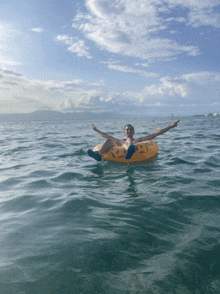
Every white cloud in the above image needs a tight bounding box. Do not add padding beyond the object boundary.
[49,79,101,93]
[0,56,21,67]
[182,71,220,85]
[107,64,160,78]
[169,30,177,34]
[141,71,220,100]
[2,69,23,77]
[0,69,104,113]
[59,98,76,110]
[135,63,149,68]
[165,17,186,23]
[68,40,92,58]
[31,27,44,33]
[189,9,220,28]
[154,101,166,106]
[70,0,220,60]
[0,68,220,115]
[55,35,92,58]
[56,72,220,111]
[180,103,196,107]
[58,71,220,113]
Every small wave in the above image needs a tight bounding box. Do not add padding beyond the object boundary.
[58,152,76,158]
[0,164,26,172]
[43,143,62,148]
[205,156,220,168]
[205,161,220,168]
[27,179,51,189]
[6,146,33,154]
[36,136,48,141]
[73,149,87,156]
[29,170,56,178]
[207,179,220,188]
[193,167,212,173]
[174,135,191,140]
[60,198,95,214]
[194,133,207,138]
[156,175,195,186]
[70,142,86,146]
[0,177,22,190]
[193,147,203,152]
[211,134,220,140]
[58,149,87,158]
[206,144,219,149]
[167,157,196,165]
[38,198,62,210]
[1,195,37,213]
[51,172,83,182]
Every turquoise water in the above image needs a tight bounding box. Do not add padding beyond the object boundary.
[0,116,220,294]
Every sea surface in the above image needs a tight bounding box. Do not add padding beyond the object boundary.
[0,116,220,294]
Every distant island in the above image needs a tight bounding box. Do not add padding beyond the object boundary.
[0,110,130,122]
[205,113,220,116]
[194,113,220,117]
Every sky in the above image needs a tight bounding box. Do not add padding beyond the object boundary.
[0,0,220,117]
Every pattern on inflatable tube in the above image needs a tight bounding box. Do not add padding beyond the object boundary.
[93,140,159,163]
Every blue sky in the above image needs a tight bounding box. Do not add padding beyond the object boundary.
[0,0,220,116]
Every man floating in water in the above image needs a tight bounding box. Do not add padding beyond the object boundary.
[87,120,180,161]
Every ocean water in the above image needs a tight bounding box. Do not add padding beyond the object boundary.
[0,116,220,294]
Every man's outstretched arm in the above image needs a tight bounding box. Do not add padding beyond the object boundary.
[136,120,180,142]
[91,124,123,145]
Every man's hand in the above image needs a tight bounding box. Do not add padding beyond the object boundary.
[171,120,180,128]
[91,124,113,140]
[92,124,98,132]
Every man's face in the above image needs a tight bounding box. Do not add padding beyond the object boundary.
[124,126,134,138]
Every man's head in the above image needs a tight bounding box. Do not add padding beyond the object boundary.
[124,124,135,138]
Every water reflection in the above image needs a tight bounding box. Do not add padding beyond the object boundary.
[90,155,159,199]
[106,153,158,167]
[125,167,138,197]
[90,164,104,177]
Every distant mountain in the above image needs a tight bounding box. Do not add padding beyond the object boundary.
[0,110,129,122]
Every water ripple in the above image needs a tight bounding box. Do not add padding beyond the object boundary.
[0,117,220,294]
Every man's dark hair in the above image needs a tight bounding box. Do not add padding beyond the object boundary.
[124,124,134,131]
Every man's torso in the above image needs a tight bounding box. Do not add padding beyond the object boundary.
[121,138,136,150]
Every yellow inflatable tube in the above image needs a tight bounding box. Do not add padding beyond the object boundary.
[93,140,159,163]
